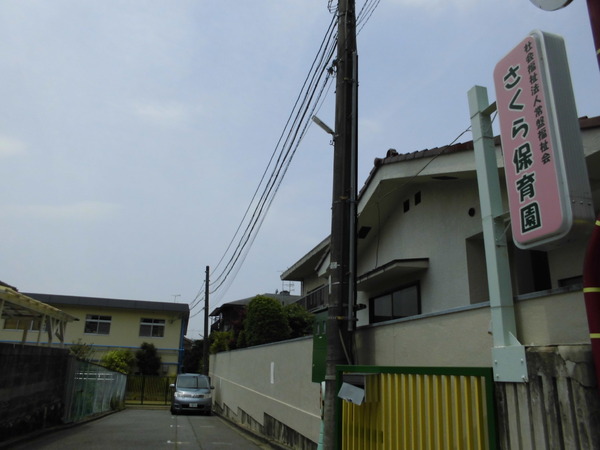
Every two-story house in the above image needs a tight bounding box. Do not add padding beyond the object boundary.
[0,290,190,376]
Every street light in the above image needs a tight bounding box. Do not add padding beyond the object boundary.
[312,115,336,137]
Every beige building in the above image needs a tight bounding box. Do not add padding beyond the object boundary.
[284,116,600,363]
[0,291,189,376]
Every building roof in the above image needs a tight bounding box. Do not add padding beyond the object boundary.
[281,115,600,283]
[361,115,600,198]
[0,287,78,323]
[281,237,330,281]
[23,292,190,317]
[209,291,301,316]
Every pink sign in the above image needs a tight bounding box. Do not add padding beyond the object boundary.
[494,33,567,248]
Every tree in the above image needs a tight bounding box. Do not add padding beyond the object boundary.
[69,338,95,361]
[210,331,234,354]
[244,295,291,346]
[183,339,205,373]
[100,349,135,374]
[135,342,162,375]
[284,303,315,338]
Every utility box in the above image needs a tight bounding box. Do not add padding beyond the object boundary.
[312,311,328,383]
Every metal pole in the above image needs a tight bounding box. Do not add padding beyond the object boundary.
[203,266,210,376]
[468,85,528,383]
[324,0,357,448]
[347,51,358,333]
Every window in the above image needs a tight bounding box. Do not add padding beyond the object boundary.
[139,318,165,337]
[370,284,420,324]
[513,247,551,294]
[84,315,111,335]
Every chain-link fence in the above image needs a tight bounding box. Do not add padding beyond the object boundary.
[63,359,127,423]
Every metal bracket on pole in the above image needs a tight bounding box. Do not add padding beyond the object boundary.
[468,85,528,383]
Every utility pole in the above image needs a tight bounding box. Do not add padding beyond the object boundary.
[323,0,357,448]
[203,266,210,376]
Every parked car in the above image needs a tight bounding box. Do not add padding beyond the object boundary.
[170,373,214,415]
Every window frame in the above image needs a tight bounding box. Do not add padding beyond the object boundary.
[369,282,421,324]
[84,314,112,335]
[139,318,166,338]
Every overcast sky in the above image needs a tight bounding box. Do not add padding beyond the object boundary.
[1,1,598,339]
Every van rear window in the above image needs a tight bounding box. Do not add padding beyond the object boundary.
[178,375,209,389]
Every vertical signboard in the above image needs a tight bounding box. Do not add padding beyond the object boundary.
[494,30,593,249]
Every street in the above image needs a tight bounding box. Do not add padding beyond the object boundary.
[8,408,271,450]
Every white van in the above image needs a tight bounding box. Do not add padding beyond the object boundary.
[170,373,213,415]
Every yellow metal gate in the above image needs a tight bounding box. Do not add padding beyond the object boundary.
[337,366,496,450]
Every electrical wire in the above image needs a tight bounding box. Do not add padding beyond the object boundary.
[189,14,338,312]
[190,1,382,314]
[209,38,338,307]
[357,0,381,34]
[208,18,337,292]
[210,16,337,279]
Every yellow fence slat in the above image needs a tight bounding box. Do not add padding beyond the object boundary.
[341,370,493,450]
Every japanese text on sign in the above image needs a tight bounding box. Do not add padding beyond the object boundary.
[494,33,564,247]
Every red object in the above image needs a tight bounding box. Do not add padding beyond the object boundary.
[583,217,600,390]
[588,0,600,71]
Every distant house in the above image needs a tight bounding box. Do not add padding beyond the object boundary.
[209,291,300,333]
[0,291,189,376]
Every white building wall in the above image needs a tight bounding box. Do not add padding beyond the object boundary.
[356,179,490,320]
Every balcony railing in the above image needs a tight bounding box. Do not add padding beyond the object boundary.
[295,285,328,312]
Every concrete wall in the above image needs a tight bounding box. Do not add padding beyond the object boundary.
[210,298,598,449]
[0,344,69,443]
[353,289,590,369]
[517,289,590,346]
[355,303,493,367]
[496,345,600,449]
[210,337,321,449]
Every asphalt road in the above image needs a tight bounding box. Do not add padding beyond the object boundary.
[9,408,272,450]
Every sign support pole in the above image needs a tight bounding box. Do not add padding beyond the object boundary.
[468,85,528,383]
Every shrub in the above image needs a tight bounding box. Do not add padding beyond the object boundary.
[210,331,234,353]
[100,349,135,374]
[135,342,162,375]
[69,338,95,361]
[284,303,315,338]
[244,295,291,346]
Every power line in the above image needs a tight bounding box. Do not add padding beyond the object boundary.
[357,0,381,33]
[210,17,337,287]
[201,16,338,308]
[190,3,381,314]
